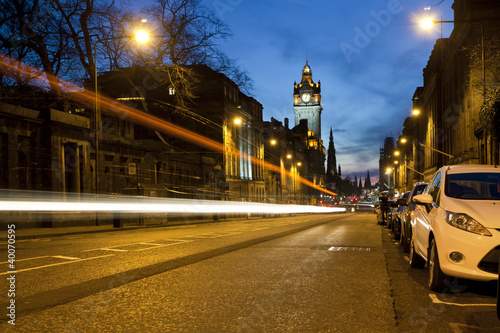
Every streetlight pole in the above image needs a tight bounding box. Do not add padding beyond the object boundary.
[385,168,392,198]
[419,143,454,159]
[93,31,150,196]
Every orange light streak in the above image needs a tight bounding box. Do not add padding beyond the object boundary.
[0,54,337,196]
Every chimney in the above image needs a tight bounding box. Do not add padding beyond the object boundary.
[285,118,289,129]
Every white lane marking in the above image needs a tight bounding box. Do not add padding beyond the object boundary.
[135,244,168,251]
[138,242,166,246]
[82,241,142,252]
[449,323,483,331]
[52,255,81,260]
[0,254,115,275]
[161,239,193,243]
[99,248,128,252]
[0,255,51,264]
[429,294,495,307]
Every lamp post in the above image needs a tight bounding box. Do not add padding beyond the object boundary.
[93,30,150,195]
[385,167,393,198]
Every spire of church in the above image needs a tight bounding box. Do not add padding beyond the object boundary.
[326,127,338,185]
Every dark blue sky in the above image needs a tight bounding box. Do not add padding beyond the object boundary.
[208,0,454,183]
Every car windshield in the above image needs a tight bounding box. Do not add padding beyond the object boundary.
[446,172,500,200]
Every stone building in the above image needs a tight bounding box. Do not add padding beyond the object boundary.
[0,64,267,226]
[97,65,266,202]
[395,0,500,189]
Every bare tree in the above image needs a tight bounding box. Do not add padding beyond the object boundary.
[133,0,252,93]
[0,0,68,95]
[0,0,127,94]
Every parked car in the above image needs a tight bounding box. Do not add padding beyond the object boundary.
[392,191,410,240]
[399,182,428,252]
[410,165,500,292]
[385,200,398,229]
[377,200,395,225]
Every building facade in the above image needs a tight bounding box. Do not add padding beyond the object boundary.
[97,65,266,202]
[392,0,500,191]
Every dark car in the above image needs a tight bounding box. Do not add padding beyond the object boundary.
[399,182,428,252]
[378,199,395,226]
[391,191,410,240]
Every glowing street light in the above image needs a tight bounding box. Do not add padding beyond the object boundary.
[134,29,150,44]
[420,18,434,30]
[412,109,420,116]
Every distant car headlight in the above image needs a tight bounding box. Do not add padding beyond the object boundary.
[446,212,492,236]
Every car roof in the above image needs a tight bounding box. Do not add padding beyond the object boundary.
[443,164,500,174]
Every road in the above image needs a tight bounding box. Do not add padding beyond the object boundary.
[1,212,499,332]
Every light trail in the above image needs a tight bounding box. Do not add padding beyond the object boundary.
[0,191,346,214]
[0,54,337,197]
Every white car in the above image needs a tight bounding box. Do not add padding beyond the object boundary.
[410,165,500,291]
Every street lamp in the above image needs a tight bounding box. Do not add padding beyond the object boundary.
[385,167,393,197]
[93,31,151,195]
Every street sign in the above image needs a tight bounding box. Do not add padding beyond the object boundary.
[128,163,137,175]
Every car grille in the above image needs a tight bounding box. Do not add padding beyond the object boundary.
[478,246,500,274]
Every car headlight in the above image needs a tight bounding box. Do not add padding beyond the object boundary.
[446,212,492,236]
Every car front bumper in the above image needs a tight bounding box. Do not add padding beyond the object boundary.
[435,224,500,282]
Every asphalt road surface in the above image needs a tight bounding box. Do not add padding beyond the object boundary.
[1,212,499,332]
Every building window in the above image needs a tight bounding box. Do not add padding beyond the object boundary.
[169,87,175,95]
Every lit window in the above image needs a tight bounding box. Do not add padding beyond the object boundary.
[169,87,175,95]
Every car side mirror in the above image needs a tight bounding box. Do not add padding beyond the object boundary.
[396,198,407,206]
[412,194,432,204]
[413,194,433,213]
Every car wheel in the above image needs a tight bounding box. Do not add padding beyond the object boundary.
[402,228,410,253]
[428,238,450,292]
[409,235,425,268]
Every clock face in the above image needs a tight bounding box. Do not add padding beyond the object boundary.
[302,93,311,102]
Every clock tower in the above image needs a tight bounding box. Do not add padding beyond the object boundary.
[293,60,322,140]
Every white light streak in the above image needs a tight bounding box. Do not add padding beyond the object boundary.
[0,191,346,215]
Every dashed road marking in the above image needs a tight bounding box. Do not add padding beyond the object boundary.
[99,248,128,252]
[52,255,81,260]
[0,255,51,264]
[328,246,371,252]
[0,254,115,275]
[429,293,495,307]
